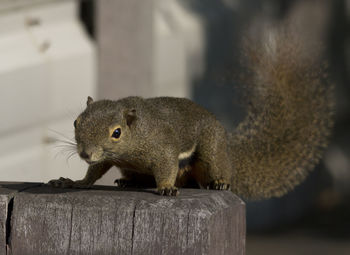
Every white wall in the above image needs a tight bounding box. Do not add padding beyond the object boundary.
[0,0,96,183]
[97,0,205,99]
[0,0,206,185]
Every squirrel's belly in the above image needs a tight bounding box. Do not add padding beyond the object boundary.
[178,145,196,160]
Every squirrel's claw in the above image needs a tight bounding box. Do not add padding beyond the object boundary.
[114,178,156,189]
[114,178,137,188]
[48,177,74,188]
[158,186,179,196]
[207,180,231,191]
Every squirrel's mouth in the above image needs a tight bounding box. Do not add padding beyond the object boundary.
[85,159,99,165]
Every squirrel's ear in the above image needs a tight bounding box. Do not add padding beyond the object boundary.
[87,96,94,106]
[125,109,136,126]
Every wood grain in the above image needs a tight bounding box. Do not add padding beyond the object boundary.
[0,182,42,255]
[0,184,245,255]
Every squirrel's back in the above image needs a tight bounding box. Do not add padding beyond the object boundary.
[229,27,334,199]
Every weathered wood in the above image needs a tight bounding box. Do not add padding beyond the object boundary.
[0,182,42,255]
[2,184,245,255]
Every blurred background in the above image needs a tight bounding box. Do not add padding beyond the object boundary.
[0,0,349,254]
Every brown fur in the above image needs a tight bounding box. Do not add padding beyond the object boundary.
[49,28,333,199]
[230,27,333,199]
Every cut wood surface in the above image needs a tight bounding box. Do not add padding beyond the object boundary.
[0,183,42,255]
[0,182,245,255]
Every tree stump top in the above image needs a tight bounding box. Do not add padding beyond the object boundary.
[0,182,245,255]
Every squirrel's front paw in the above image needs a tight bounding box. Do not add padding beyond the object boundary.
[207,180,231,190]
[48,177,91,189]
[157,186,179,196]
[48,177,74,188]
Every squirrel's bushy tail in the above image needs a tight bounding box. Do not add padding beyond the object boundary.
[230,26,334,200]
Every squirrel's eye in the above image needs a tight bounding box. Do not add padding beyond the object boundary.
[111,128,121,139]
[74,120,77,128]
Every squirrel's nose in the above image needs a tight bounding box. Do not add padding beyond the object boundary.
[79,151,90,160]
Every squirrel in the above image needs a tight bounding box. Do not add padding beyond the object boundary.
[49,26,333,199]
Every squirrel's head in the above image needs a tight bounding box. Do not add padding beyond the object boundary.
[74,96,137,165]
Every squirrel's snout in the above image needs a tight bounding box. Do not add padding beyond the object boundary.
[79,151,90,160]
[79,147,103,164]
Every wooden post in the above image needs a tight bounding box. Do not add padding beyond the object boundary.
[96,0,155,99]
[0,183,42,255]
[0,182,245,255]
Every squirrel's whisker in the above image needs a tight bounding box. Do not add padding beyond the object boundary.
[48,128,76,145]
[54,147,77,160]
[66,151,78,164]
